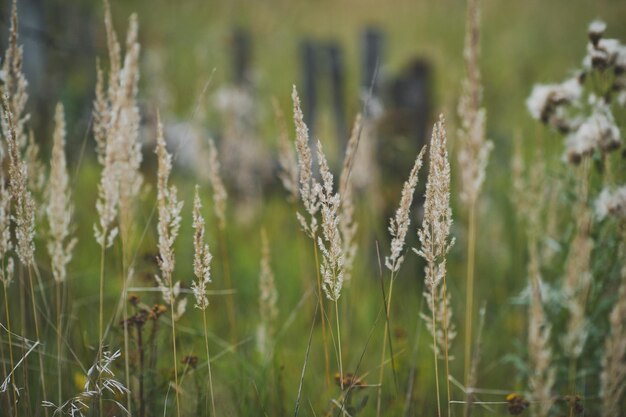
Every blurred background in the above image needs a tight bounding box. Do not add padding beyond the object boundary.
[2,1,626,415]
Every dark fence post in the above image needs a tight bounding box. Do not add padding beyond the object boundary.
[327,42,347,145]
[232,28,251,86]
[300,39,319,141]
[388,59,431,145]
[361,27,384,106]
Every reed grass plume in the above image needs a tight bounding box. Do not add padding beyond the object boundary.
[93,3,142,248]
[561,175,593,359]
[208,137,228,230]
[25,131,45,195]
[338,114,362,283]
[528,236,555,417]
[0,180,12,285]
[519,152,556,417]
[155,114,186,317]
[214,86,271,206]
[292,85,320,239]
[0,0,29,156]
[274,98,299,202]
[192,185,212,310]
[257,228,278,358]
[315,140,345,302]
[46,103,77,284]
[457,0,493,205]
[415,115,456,355]
[2,95,35,266]
[385,146,425,273]
[600,267,626,417]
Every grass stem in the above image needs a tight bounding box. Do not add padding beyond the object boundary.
[27,266,48,417]
[3,282,17,417]
[202,309,217,417]
[312,237,330,386]
[464,200,476,388]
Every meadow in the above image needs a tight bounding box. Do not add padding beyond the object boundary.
[0,0,625,416]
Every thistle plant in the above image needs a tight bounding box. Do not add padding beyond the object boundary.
[526,19,624,165]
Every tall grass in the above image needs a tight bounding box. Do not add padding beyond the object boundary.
[0,1,625,417]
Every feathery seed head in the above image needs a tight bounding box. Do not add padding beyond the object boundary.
[338,115,362,283]
[47,103,77,283]
[415,115,455,356]
[274,98,299,202]
[208,138,227,230]
[292,85,319,238]
[155,113,184,312]
[316,140,345,301]
[385,146,425,273]
[191,185,212,310]
[257,228,278,358]
[2,95,35,266]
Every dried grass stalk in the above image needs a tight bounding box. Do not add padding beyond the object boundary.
[274,98,299,202]
[191,186,212,310]
[46,103,77,283]
[457,0,493,205]
[257,228,278,358]
[154,114,185,314]
[292,86,319,239]
[416,115,456,356]
[208,138,228,230]
[600,267,626,417]
[386,146,426,273]
[338,114,362,283]
[93,4,142,249]
[1,95,35,266]
[414,114,455,417]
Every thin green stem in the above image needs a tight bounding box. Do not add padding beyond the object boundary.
[376,270,396,417]
[27,266,49,417]
[98,243,105,417]
[136,320,145,417]
[218,226,237,345]
[334,299,343,391]
[202,309,216,417]
[169,296,181,417]
[431,284,442,417]
[443,273,452,417]
[464,200,476,387]
[3,282,17,417]
[121,237,132,415]
[312,238,330,386]
[56,280,62,405]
